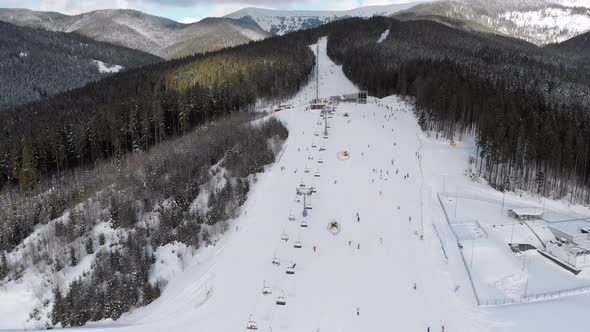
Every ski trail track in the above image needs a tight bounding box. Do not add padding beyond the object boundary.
[67,37,487,332]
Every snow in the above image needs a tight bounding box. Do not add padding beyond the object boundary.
[150,242,194,286]
[93,59,123,73]
[5,35,590,332]
[500,7,590,43]
[225,3,420,35]
[377,29,389,43]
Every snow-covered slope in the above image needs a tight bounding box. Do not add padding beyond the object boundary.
[394,0,590,45]
[0,9,270,59]
[4,34,590,332]
[225,3,421,35]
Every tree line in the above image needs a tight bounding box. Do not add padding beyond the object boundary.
[0,31,314,192]
[1,114,288,327]
[325,17,590,203]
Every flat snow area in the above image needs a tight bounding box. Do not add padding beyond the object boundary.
[4,36,590,332]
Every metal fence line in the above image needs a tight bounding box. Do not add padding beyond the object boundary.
[437,192,481,305]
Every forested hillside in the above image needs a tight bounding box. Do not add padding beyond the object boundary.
[0,113,288,328]
[0,34,314,313]
[0,21,161,110]
[0,32,313,194]
[323,17,590,203]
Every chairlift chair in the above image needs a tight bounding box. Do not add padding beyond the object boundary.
[314,171,320,177]
[294,241,302,249]
[272,256,281,266]
[288,212,295,221]
[286,263,295,275]
[319,146,326,151]
[262,281,272,295]
[301,220,308,228]
[304,166,310,173]
[314,131,319,137]
[246,316,258,330]
[311,141,317,148]
[317,157,324,164]
[281,233,289,241]
[276,291,287,305]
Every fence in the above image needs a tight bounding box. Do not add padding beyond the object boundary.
[437,192,481,305]
[437,192,590,307]
[479,284,590,306]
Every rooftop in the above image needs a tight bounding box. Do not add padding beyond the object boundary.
[549,220,590,237]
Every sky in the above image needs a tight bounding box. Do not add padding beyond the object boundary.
[1,0,590,23]
[0,0,429,22]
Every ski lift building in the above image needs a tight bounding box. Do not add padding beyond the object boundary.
[341,91,367,104]
[544,221,590,270]
[508,208,544,221]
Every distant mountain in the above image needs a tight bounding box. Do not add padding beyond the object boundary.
[0,20,160,110]
[393,0,590,45]
[0,9,270,59]
[548,30,590,64]
[224,3,421,35]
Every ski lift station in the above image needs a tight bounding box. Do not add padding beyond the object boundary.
[508,208,544,221]
[341,91,367,104]
[545,221,590,271]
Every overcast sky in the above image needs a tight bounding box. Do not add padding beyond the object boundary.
[1,0,590,23]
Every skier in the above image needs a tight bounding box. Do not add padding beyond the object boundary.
[313,245,317,252]
[356,212,360,222]
[357,243,360,250]
[349,240,352,246]
[356,307,360,316]
[427,327,430,332]
[442,325,445,332]
[409,216,412,222]
[413,282,417,290]
[380,237,383,244]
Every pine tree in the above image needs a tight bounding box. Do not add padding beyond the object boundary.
[51,287,66,326]
[18,143,38,192]
[69,247,78,267]
[418,111,427,131]
[0,251,7,280]
[85,238,94,255]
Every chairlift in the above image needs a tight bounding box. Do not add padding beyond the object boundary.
[281,232,289,241]
[301,220,308,228]
[246,315,258,330]
[262,281,272,295]
[276,291,287,305]
[272,256,281,266]
[294,241,302,249]
[286,262,296,275]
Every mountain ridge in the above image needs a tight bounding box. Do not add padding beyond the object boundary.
[0,8,270,58]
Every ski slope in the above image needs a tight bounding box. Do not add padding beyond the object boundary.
[52,36,477,332]
[7,36,590,332]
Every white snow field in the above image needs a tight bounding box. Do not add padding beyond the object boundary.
[4,37,590,332]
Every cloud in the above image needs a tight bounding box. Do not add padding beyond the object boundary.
[33,0,428,19]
